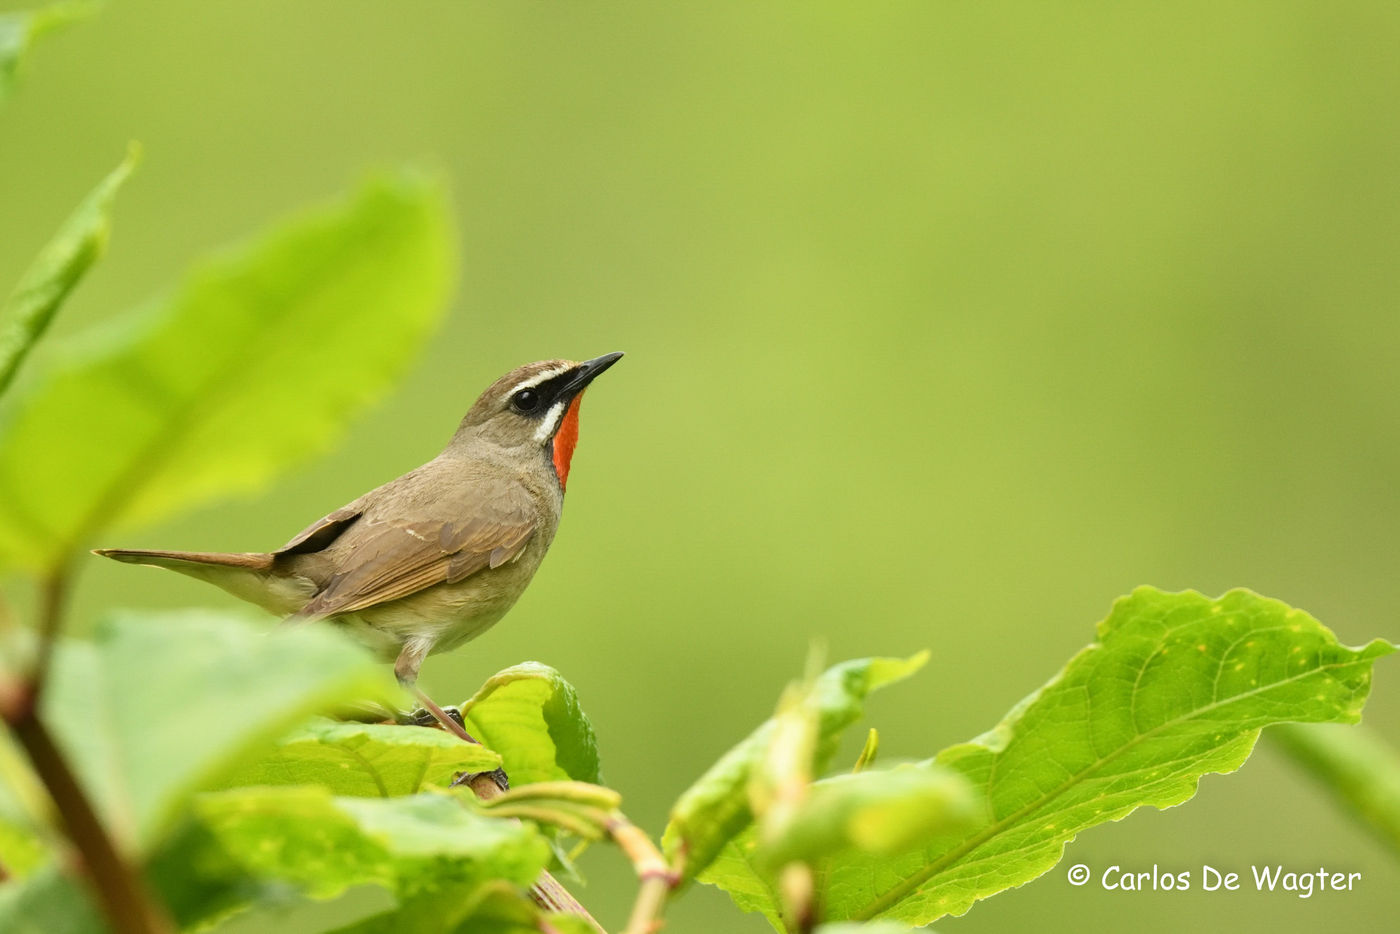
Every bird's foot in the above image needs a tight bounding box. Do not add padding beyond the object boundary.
[400,705,466,730]
[399,705,511,793]
[452,766,511,794]
[399,687,510,792]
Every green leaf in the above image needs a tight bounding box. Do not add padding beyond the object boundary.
[0,815,47,879]
[0,1,96,105]
[811,588,1393,925]
[0,789,555,934]
[194,786,550,901]
[1271,722,1400,856]
[697,766,979,931]
[190,884,396,934]
[459,662,602,787]
[663,653,927,882]
[219,718,501,797]
[759,765,980,870]
[42,609,385,846]
[0,171,455,571]
[0,730,51,856]
[328,879,545,934]
[813,925,911,934]
[0,145,137,397]
[0,827,246,934]
[0,863,103,934]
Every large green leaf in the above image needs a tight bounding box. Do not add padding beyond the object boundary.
[194,787,550,900]
[0,145,137,397]
[0,171,455,571]
[42,610,386,845]
[459,662,602,787]
[799,588,1393,926]
[663,653,927,882]
[219,718,501,797]
[0,788,554,934]
[0,1,94,105]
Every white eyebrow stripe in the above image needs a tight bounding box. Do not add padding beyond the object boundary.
[533,401,566,442]
[507,364,574,399]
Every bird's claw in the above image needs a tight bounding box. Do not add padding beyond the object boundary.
[399,705,465,729]
[452,766,510,793]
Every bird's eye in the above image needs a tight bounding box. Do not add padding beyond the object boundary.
[511,388,541,413]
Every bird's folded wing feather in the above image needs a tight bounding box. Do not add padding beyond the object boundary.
[277,501,366,555]
[291,482,536,619]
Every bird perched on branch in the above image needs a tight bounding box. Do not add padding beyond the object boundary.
[96,352,623,730]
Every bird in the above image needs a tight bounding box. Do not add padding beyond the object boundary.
[95,352,623,734]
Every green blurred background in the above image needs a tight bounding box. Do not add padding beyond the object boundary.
[2,1,1398,931]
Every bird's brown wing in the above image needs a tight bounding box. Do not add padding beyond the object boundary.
[290,481,536,620]
[277,502,365,555]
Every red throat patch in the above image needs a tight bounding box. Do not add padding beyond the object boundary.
[551,394,585,490]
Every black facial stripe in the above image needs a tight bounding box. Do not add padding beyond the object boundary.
[530,368,581,404]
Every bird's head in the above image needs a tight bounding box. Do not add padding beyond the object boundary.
[456,352,624,489]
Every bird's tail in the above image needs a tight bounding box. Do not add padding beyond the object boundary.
[92,548,300,615]
[94,548,273,571]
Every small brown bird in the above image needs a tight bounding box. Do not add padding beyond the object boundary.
[96,353,622,725]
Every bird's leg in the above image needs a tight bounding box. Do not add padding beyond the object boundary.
[393,640,472,739]
[408,684,474,743]
[408,687,511,793]
[395,643,509,791]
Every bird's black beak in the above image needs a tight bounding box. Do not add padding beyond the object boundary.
[559,351,624,397]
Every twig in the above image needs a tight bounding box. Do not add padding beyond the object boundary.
[529,867,606,931]
[1,563,173,934]
[440,732,606,933]
[608,814,679,934]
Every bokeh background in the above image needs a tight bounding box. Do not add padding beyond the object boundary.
[2,2,1398,931]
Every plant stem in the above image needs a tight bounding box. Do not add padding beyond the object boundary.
[451,745,606,932]
[609,814,678,934]
[1,563,174,934]
[7,713,172,933]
